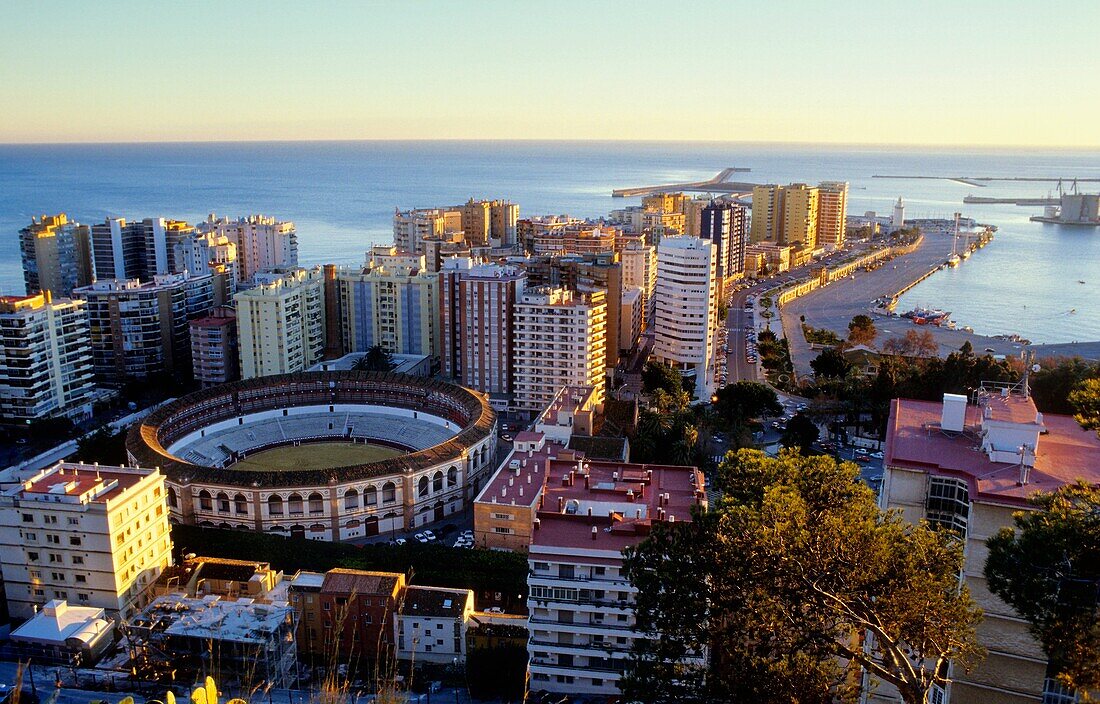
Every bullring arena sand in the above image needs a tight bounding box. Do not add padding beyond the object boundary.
[230,442,404,472]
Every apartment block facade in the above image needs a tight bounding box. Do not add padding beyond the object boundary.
[189,306,239,386]
[0,293,95,422]
[198,214,298,284]
[74,272,215,383]
[439,258,526,399]
[652,236,719,400]
[699,201,749,281]
[513,288,607,416]
[235,267,326,379]
[0,462,172,620]
[90,217,192,282]
[19,214,95,298]
[336,248,440,361]
[816,181,849,248]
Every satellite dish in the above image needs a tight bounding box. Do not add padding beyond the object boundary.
[1031,364,1041,372]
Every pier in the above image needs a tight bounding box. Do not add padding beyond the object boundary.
[612,167,754,197]
[963,196,1059,206]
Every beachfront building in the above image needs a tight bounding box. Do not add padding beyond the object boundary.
[817,181,849,248]
[198,214,298,284]
[0,293,95,422]
[513,287,607,417]
[74,272,215,383]
[394,585,476,664]
[618,237,656,328]
[393,207,459,253]
[652,236,719,400]
[172,230,238,291]
[90,217,194,283]
[0,462,172,620]
[18,214,95,298]
[336,246,440,361]
[751,183,827,253]
[235,266,326,379]
[439,258,526,402]
[189,306,238,386]
[876,387,1100,704]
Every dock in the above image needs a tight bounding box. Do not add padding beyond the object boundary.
[963,196,1059,206]
[612,167,754,197]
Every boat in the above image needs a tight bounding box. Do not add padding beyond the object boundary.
[904,307,951,326]
[947,254,961,267]
[1079,280,1086,284]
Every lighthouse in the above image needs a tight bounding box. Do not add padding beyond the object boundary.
[891,197,906,231]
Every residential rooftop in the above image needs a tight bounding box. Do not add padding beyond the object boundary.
[321,568,403,596]
[134,593,293,644]
[2,462,156,506]
[400,585,472,618]
[886,393,1100,506]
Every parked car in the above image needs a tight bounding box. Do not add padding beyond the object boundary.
[413,533,429,543]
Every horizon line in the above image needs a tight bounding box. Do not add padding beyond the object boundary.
[2,137,1099,151]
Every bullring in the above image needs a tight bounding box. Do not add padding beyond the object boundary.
[126,371,497,541]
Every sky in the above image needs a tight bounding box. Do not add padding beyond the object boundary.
[1,1,1098,146]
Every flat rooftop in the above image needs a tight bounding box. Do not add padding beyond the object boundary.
[136,594,293,644]
[886,397,1100,505]
[5,463,154,505]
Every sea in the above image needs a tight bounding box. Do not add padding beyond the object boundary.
[1,140,1098,344]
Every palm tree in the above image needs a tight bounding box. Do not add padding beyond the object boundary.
[353,345,394,372]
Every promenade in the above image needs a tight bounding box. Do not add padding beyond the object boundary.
[779,232,1100,379]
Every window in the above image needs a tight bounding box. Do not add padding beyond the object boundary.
[308,493,324,514]
[268,495,284,516]
[47,534,60,544]
[69,537,82,547]
[27,552,38,562]
[493,526,514,535]
[75,575,87,583]
[72,556,84,565]
[199,490,212,511]
[927,477,969,535]
[288,493,304,515]
[382,482,396,503]
[29,570,40,580]
[491,512,512,521]
[48,553,62,563]
[45,515,57,525]
[21,514,33,523]
[234,494,248,515]
[33,589,44,597]
[78,593,89,603]
[344,489,359,511]
[67,517,79,526]
[418,477,429,498]
[432,472,443,492]
[24,532,36,541]
[217,493,230,512]
[365,486,378,506]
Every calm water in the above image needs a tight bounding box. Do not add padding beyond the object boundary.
[1,141,1098,343]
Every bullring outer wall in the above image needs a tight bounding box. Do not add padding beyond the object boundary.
[126,371,497,541]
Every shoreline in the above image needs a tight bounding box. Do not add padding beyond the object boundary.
[777,232,1100,378]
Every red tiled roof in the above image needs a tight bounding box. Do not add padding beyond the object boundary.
[885,398,1100,506]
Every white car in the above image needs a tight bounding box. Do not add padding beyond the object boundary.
[423,529,437,541]
[393,537,407,546]
[413,533,429,543]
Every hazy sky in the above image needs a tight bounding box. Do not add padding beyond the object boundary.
[2,1,1098,145]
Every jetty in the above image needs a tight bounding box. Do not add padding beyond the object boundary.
[612,167,754,197]
[963,196,1059,206]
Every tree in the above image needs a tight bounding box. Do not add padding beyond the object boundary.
[848,314,877,345]
[76,427,128,465]
[811,348,852,380]
[623,450,984,704]
[1030,357,1100,415]
[985,482,1100,694]
[712,381,782,427]
[642,360,685,396]
[959,340,974,356]
[353,345,394,372]
[1068,377,1100,433]
[882,329,938,358]
[781,412,819,454]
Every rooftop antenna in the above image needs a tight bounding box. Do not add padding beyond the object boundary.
[1022,349,1039,399]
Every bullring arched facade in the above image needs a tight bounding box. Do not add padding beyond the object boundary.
[127,372,497,541]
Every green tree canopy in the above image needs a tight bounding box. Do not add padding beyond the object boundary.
[353,345,395,372]
[642,360,687,396]
[712,381,782,427]
[622,450,984,704]
[1069,377,1100,433]
[848,314,877,345]
[781,412,819,454]
[985,482,1100,694]
[811,348,852,380]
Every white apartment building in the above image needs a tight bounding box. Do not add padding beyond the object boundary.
[0,293,95,422]
[394,585,475,664]
[0,462,172,621]
[513,287,607,416]
[527,459,707,697]
[199,214,298,284]
[74,272,216,383]
[173,231,238,291]
[392,208,456,253]
[235,267,326,379]
[652,236,719,400]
